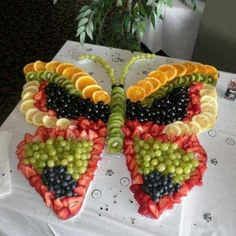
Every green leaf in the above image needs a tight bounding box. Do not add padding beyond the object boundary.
[151,12,156,28]
[82,9,92,18]
[124,14,131,29]
[78,18,89,27]
[88,21,94,32]
[86,26,93,40]
[76,26,85,37]
[80,6,89,13]
[80,32,86,44]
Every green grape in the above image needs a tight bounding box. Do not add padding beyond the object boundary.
[47,160,55,167]
[67,155,74,162]
[56,135,64,141]
[49,149,57,156]
[147,138,155,145]
[138,168,143,174]
[59,140,66,147]
[135,154,140,160]
[78,166,87,174]
[175,152,182,159]
[160,143,169,152]
[39,162,46,168]
[176,167,183,175]
[157,163,166,172]
[153,143,160,150]
[80,154,88,160]
[183,166,191,174]
[183,155,189,162]
[32,144,39,151]
[41,153,48,161]
[169,153,176,160]
[143,168,150,175]
[168,165,175,173]
[26,149,33,157]
[158,156,164,162]
[165,159,172,166]
[138,140,144,147]
[75,160,83,167]
[33,152,40,159]
[167,149,174,154]
[151,159,158,166]
[46,139,53,145]
[46,144,53,151]
[64,144,71,151]
[61,159,68,166]
[67,167,74,175]
[134,146,140,153]
[75,153,81,160]
[155,150,162,157]
[56,146,63,153]
[23,159,30,165]
[72,173,80,180]
[143,155,151,162]
[140,150,146,156]
[192,159,199,168]
[143,143,150,150]
[39,143,46,149]
[173,159,180,166]
[143,161,150,167]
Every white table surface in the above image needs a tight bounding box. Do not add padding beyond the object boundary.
[0,41,236,236]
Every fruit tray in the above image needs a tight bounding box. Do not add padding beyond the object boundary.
[16,54,218,220]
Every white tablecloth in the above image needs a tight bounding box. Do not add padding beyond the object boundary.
[143,0,206,60]
[0,41,236,236]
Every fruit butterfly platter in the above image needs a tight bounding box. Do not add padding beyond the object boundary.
[16,54,218,220]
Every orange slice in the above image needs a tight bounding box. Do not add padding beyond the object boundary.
[45,61,61,72]
[62,67,84,80]
[34,61,46,72]
[204,65,218,79]
[71,72,89,84]
[137,80,154,97]
[183,62,197,75]
[157,65,177,81]
[148,71,168,85]
[172,64,187,77]
[126,86,146,102]
[92,90,111,104]
[23,62,36,75]
[75,76,97,91]
[146,77,161,92]
[195,63,207,74]
[82,85,102,99]
[56,63,74,74]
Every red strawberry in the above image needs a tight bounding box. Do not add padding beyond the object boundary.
[138,205,149,216]
[57,207,70,220]
[88,158,99,167]
[24,133,33,143]
[68,196,84,215]
[142,122,153,132]
[40,185,48,197]
[88,129,99,140]
[66,129,77,139]
[127,158,136,172]
[124,138,133,147]
[48,109,57,117]
[125,155,133,165]
[132,174,143,185]
[74,185,87,196]
[17,140,25,150]
[124,145,134,155]
[157,196,172,214]
[147,199,160,219]
[150,124,161,137]
[61,197,68,207]
[93,137,105,145]
[178,183,189,197]
[79,118,91,130]
[22,166,37,179]
[79,130,88,139]
[122,127,131,137]
[44,192,54,207]
[98,127,107,137]
[53,198,64,213]
[130,184,141,193]
[33,90,44,101]
[78,177,90,188]
[131,166,139,178]
[29,175,41,187]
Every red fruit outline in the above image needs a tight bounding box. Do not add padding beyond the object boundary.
[16,117,106,220]
[124,120,207,219]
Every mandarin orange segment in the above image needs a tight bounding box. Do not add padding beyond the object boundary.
[62,67,84,80]
[204,65,219,79]
[82,85,102,99]
[34,61,46,72]
[45,61,61,72]
[148,70,168,85]
[56,63,74,74]
[137,80,154,97]
[183,62,197,75]
[23,62,36,75]
[126,86,146,102]
[71,72,89,84]
[157,64,177,81]
[92,90,111,104]
[75,76,97,91]
[146,77,161,92]
[195,63,207,74]
[172,64,187,77]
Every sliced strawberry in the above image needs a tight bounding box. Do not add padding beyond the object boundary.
[122,127,131,137]
[127,158,136,172]
[130,184,141,193]
[53,198,64,213]
[57,207,70,220]
[78,177,90,188]
[157,196,172,214]
[17,140,25,150]
[66,129,77,139]
[125,155,133,165]
[68,196,84,215]
[178,183,189,197]
[93,137,105,145]
[61,197,68,207]
[24,133,33,143]
[124,145,134,155]
[86,166,97,177]
[79,118,91,130]
[124,138,133,147]
[150,124,161,137]
[98,127,107,137]
[88,129,99,140]
[138,205,149,216]
[147,199,160,219]
[74,185,87,196]
[79,130,88,139]
[22,166,37,179]
[43,192,54,207]
[29,175,41,187]
[142,122,153,132]
[132,174,143,185]
[88,158,98,167]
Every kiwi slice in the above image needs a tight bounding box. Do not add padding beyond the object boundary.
[61,80,71,87]
[65,84,74,90]
[109,128,124,138]
[108,122,122,130]
[36,71,44,81]
[107,137,123,154]
[68,88,79,95]
[26,72,37,81]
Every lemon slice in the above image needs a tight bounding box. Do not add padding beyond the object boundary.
[201,112,217,126]
[201,103,217,115]
[56,118,70,129]
[21,86,39,98]
[200,95,217,106]
[192,114,210,130]
[20,99,35,114]
[175,121,190,134]
[202,84,215,90]
[200,88,217,98]
[188,121,202,134]
[32,111,46,126]
[42,115,57,128]
[163,123,182,136]
[22,92,35,100]
[23,81,40,90]
[25,108,39,124]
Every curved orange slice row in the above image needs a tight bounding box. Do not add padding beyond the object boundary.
[157,65,177,81]
[71,72,90,84]
[34,61,46,72]
[92,90,111,104]
[82,85,102,99]
[137,80,153,97]
[45,61,61,72]
[195,63,207,74]
[204,65,218,79]
[148,71,168,85]
[183,62,197,75]
[56,63,74,74]
[126,86,146,102]
[172,64,187,77]
[62,67,84,80]
[23,62,36,75]
[146,77,161,92]
[75,76,97,91]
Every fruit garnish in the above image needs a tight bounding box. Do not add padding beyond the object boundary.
[172,64,187,77]
[42,115,57,128]
[23,80,40,90]
[92,90,110,104]
[192,114,210,130]
[45,61,61,72]
[126,85,146,102]
[157,64,177,81]
[148,70,168,85]
[137,80,154,97]
[34,60,46,72]
[32,111,46,126]
[195,63,207,74]
[146,77,161,92]
[20,99,35,114]
[183,62,197,75]
[23,62,36,75]
[75,75,97,91]
[71,72,90,84]
[56,118,70,129]
[21,86,39,98]
[62,67,84,80]
[56,63,74,74]
[204,65,218,79]
[82,84,103,99]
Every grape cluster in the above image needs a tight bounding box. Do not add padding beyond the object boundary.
[45,83,110,122]
[134,138,199,183]
[126,87,190,125]
[42,166,77,198]
[141,171,180,202]
[23,136,93,180]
